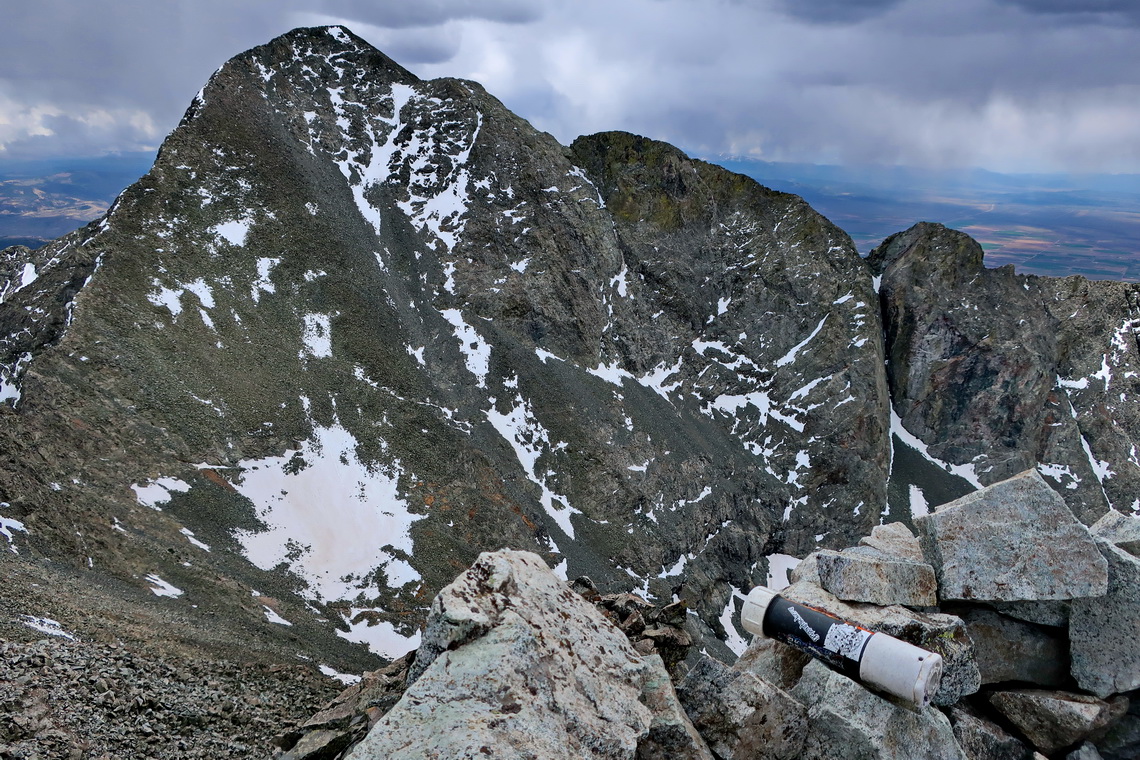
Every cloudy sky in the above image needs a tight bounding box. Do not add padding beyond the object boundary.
[3,0,1138,173]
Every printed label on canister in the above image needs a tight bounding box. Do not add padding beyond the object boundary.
[762,597,873,678]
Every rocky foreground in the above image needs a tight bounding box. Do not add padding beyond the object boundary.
[2,470,1138,758]
[271,470,1139,760]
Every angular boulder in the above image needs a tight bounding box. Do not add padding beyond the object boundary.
[1070,539,1140,697]
[949,704,1032,760]
[781,581,980,706]
[676,655,807,760]
[915,470,1108,602]
[345,550,711,760]
[858,521,928,563]
[791,661,967,760]
[1091,510,1140,557]
[815,545,937,607]
[987,689,1127,755]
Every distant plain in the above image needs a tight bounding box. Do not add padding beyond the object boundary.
[3,151,1137,282]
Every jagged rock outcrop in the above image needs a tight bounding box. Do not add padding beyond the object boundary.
[871,221,1140,525]
[0,25,889,666]
[343,550,711,759]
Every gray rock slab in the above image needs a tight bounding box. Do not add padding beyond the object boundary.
[1067,742,1105,760]
[1091,510,1140,557]
[949,704,1032,760]
[781,581,980,706]
[858,521,927,563]
[677,655,807,760]
[988,689,1125,755]
[915,470,1108,602]
[816,546,938,607]
[1070,539,1140,697]
[346,550,712,760]
[791,660,967,760]
[732,636,812,691]
[955,607,1068,687]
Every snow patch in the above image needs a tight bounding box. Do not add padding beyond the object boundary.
[1,505,27,553]
[337,611,421,660]
[441,309,491,388]
[719,586,749,656]
[263,605,292,626]
[131,478,191,511]
[776,315,828,368]
[19,615,76,640]
[765,553,801,591]
[232,422,424,605]
[890,409,982,488]
[908,484,930,518]
[214,219,251,247]
[180,527,211,551]
[319,664,361,685]
[252,257,280,302]
[300,313,333,359]
[145,574,184,598]
[486,388,581,538]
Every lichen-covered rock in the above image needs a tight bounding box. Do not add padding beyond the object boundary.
[1070,539,1140,697]
[345,550,711,760]
[791,660,967,760]
[987,689,1128,755]
[676,655,807,760]
[781,580,980,706]
[815,545,937,607]
[949,704,1033,760]
[954,607,1068,687]
[915,470,1108,602]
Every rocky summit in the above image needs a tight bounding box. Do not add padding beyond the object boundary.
[0,24,1139,759]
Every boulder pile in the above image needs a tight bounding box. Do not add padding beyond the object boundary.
[277,470,1139,759]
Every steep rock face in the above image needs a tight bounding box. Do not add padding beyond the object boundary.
[0,26,887,661]
[870,222,1140,523]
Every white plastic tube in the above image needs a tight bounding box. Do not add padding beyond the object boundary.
[740,585,943,709]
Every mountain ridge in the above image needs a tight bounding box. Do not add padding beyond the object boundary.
[0,25,1136,686]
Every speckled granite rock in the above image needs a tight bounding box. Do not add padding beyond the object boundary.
[915,470,1107,602]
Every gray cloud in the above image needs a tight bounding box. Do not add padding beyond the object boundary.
[315,0,541,29]
[774,0,905,24]
[0,0,1137,173]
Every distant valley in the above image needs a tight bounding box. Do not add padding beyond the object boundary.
[3,152,1137,281]
[0,153,155,248]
